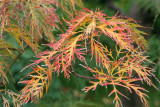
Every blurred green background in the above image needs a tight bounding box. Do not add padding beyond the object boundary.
[2,0,160,107]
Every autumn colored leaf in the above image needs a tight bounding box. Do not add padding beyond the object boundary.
[18,7,158,107]
[19,65,52,104]
[0,0,59,54]
[0,0,159,107]
[0,89,21,107]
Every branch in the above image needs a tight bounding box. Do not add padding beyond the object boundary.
[6,45,29,74]
[70,67,98,80]
[0,47,23,53]
[0,45,29,83]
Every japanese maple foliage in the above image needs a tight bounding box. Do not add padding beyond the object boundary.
[0,0,159,107]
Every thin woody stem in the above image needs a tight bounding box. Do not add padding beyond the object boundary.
[70,67,98,80]
[0,47,23,53]
[0,45,29,83]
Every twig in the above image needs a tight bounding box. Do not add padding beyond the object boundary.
[70,67,98,80]
[1,45,29,83]
[0,47,23,53]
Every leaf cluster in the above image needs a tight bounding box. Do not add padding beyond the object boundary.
[0,0,159,107]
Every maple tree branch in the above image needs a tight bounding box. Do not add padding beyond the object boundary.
[0,47,23,53]
[6,45,29,74]
[70,67,98,80]
[1,45,29,83]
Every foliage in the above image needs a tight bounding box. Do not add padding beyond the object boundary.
[0,0,159,107]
